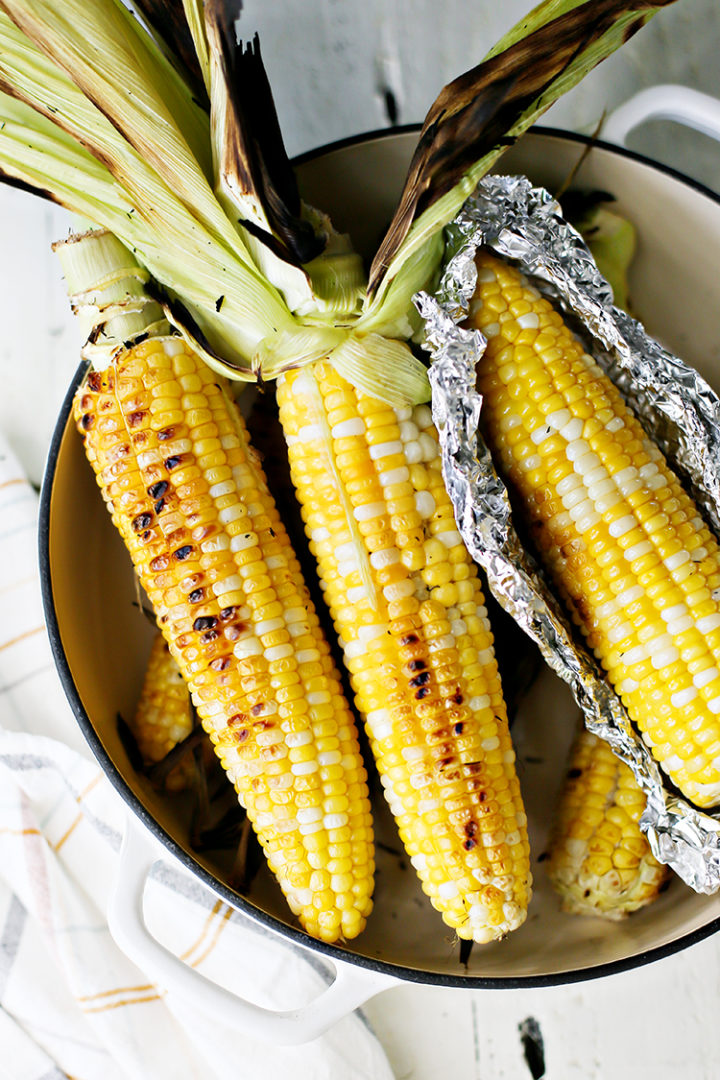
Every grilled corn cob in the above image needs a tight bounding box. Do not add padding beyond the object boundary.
[467,250,720,809]
[67,233,374,943]
[276,361,531,943]
[132,632,194,791]
[546,728,669,918]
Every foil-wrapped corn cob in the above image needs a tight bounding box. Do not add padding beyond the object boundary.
[467,250,720,810]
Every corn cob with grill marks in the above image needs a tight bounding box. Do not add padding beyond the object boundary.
[546,728,669,918]
[467,250,720,810]
[132,632,194,792]
[276,361,531,943]
[67,234,374,943]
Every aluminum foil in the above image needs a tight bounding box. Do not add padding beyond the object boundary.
[415,173,720,893]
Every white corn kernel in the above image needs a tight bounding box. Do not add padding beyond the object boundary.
[413,405,434,429]
[296,423,323,443]
[353,502,386,521]
[331,418,365,438]
[266,644,293,661]
[418,433,437,461]
[233,638,263,659]
[556,473,582,496]
[566,439,590,462]
[559,418,585,442]
[370,549,400,569]
[292,761,319,776]
[436,530,463,548]
[615,586,644,606]
[369,440,403,461]
[209,480,235,498]
[625,540,653,562]
[697,613,720,634]
[671,687,698,708]
[399,421,419,442]
[379,466,410,486]
[609,515,636,539]
[415,491,436,518]
[665,551,691,572]
[651,647,680,670]
[229,532,256,551]
[531,424,553,446]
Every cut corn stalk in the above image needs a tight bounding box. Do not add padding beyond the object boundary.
[277,362,531,942]
[546,728,669,918]
[61,230,374,942]
[132,631,195,792]
[467,250,720,809]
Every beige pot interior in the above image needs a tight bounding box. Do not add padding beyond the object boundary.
[46,130,720,983]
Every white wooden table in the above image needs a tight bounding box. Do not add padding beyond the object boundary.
[3,2,720,1076]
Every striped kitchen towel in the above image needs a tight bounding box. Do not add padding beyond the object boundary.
[0,432,395,1080]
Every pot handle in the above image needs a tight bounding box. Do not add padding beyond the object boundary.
[107,815,399,1045]
[603,84,720,148]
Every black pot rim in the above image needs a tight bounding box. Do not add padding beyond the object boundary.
[39,122,720,992]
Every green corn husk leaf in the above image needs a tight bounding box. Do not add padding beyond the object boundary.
[572,200,637,311]
[361,0,679,337]
[0,8,314,374]
[222,324,347,381]
[0,89,299,369]
[0,1,248,261]
[327,333,431,407]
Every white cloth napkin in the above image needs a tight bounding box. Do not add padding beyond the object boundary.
[0,432,395,1080]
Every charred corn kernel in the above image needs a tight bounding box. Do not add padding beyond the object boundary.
[277,361,531,943]
[75,341,374,942]
[131,631,194,791]
[468,250,720,809]
[546,728,669,918]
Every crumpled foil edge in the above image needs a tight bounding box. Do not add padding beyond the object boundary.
[415,173,720,894]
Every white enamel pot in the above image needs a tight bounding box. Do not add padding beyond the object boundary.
[39,87,720,1044]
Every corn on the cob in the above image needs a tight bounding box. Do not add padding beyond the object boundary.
[467,250,720,809]
[276,361,531,943]
[132,631,194,791]
[75,337,374,942]
[545,728,669,918]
